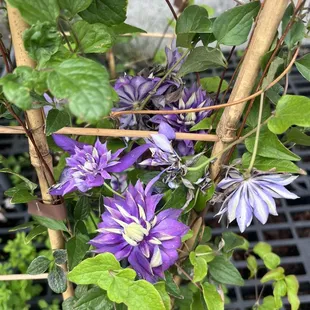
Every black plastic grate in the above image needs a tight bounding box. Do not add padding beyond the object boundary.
[0,48,310,309]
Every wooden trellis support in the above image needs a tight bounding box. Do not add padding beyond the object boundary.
[5,5,74,299]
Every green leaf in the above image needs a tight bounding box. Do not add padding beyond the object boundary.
[209,255,244,286]
[27,256,51,274]
[10,189,37,203]
[175,5,211,47]
[195,245,215,263]
[190,118,213,131]
[165,272,183,299]
[202,282,224,310]
[194,185,215,212]
[79,0,127,26]
[263,253,281,270]
[261,267,285,283]
[105,271,133,303]
[46,109,71,135]
[163,185,187,210]
[268,95,310,134]
[247,255,258,279]
[262,57,284,89]
[67,253,121,284]
[74,287,114,310]
[74,196,91,221]
[213,1,260,45]
[154,282,171,310]
[242,153,302,174]
[23,22,61,68]
[286,127,310,146]
[53,249,67,265]
[6,0,60,24]
[0,74,32,110]
[258,296,278,310]
[178,47,226,76]
[186,155,209,183]
[191,291,205,310]
[59,0,92,17]
[295,53,310,81]
[176,5,211,34]
[285,275,300,310]
[253,242,272,258]
[189,252,208,282]
[274,280,287,297]
[72,20,115,53]
[200,76,228,94]
[222,231,249,253]
[47,58,114,123]
[0,168,37,191]
[33,215,68,232]
[112,23,146,35]
[67,234,90,270]
[9,221,35,232]
[245,126,300,161]
[246,97,271,128]
[25,225,47,244]
[48,264,67,293]
[126,280,166,310]
[284,15,305,48]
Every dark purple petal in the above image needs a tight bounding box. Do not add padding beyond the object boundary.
[107,144,151,173]
[52,134,86,154]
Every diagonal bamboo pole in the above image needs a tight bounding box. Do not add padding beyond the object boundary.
[7,5,74,299]
[210,0,289,179]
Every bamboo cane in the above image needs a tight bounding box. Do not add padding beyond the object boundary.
[6,5,74,299]
[210,0,289,179]
[0,125,219,142]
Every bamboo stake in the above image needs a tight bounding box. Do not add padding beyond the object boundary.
[0,274,48,281]
[210,0,289,179]
[0,126,219,142]
[6,5,74,299]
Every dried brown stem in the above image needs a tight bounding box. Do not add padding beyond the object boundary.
[0,38,11,73]
[165,0,178,20]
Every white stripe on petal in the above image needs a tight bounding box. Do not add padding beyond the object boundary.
[227,186,243,223]
[150,246,163,268]
[122,233,138,246]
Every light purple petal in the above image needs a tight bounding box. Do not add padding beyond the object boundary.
[158,122,176,140]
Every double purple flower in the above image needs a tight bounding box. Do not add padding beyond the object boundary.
[151,84,214,156]
[90,175,189,283]
[216,170,299,232]
[49,135,149,195]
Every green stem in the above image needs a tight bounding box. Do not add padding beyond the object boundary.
[103,182,125,198]
[139,49,191,109]
[246,92,264,174]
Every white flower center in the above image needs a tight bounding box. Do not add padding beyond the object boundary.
[123,222,149,246]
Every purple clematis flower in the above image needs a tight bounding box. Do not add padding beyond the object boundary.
[151,84,214,156]
[49,135,150,195]
[216,170,299,232]
[90,175,189,283]
[140,123,179,167]
[113,75,156,129]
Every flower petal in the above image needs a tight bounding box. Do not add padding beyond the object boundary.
[52,134,85,154]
